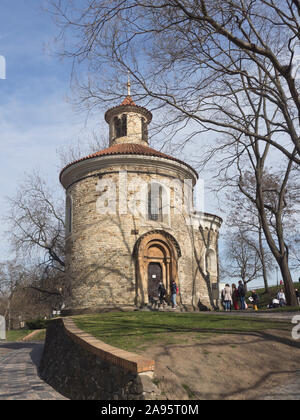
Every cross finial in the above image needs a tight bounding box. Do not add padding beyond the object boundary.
[127,71,131,96]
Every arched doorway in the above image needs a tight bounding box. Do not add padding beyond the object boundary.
[134,231,181,306]
[148,262,162,300]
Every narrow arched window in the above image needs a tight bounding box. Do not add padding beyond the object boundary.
[121,114,127,136]
[114,115,127,139]
[148,183,163,222]
[114,117,122,138]
[66,196,72,235]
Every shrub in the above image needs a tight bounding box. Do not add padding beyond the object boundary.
[25,318,48,330]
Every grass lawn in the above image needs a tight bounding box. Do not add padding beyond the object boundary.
[72,312,289,352]
[31,329,46,341]
[6,329,32,342]
[5,329,46,342]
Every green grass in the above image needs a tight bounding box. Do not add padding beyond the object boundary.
[6,329,32,342]
[5,329,46,342]
[182,383,197,399]
[31,329,46,341]
[263,306,300,312]
[72,312,288,352]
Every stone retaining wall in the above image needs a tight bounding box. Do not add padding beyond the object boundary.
[40,318,160,400]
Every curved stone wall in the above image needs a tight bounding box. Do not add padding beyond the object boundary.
[40,318,159,400]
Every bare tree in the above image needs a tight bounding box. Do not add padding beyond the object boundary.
[224,230,264,291]
[3,172,67,311]
[49,0,300,162]
[0,261,59,329]
[6,172,65,272]
[25,265,66,313]
[57,130,108,167]
[0,261,28,330]
[235,168,300,305]
[290,237,300,267]
[226,182,281,293]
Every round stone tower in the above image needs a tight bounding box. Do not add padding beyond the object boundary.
[60,92,222,314]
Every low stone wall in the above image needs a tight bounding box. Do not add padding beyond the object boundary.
[40,318,160,400]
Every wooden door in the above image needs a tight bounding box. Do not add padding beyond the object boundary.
[148,263,162,300]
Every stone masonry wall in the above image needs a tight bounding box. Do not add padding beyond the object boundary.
[40,318,159,400]
[109,112,148,146]
[63,158,221,312]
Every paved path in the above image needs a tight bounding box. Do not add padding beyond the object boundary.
[0,342,67,400]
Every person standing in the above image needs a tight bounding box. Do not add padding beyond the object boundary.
[295,289,300,306]
[251,290,259,311]
[171,280,178,309]
[238,281,246,310]
[223,284,232,311]
[232,284,239,310]
[277,289,286,307]
[158,281,167,307]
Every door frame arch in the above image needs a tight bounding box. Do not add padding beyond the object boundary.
[133,231,181,306]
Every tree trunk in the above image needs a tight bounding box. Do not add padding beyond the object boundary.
[258,227,269,293]
[278,255,298,306]
[262,266,269,294]
[255,164,296,306]
[7,300,11,331]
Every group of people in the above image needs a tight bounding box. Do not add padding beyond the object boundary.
[223,283,300,311]
[268,288,299,308]
[155,279,299,311]
[221,281,251,311]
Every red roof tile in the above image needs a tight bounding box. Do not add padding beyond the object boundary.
[120,96,137,106]
[60,143,198,180]
[104,99,152,123]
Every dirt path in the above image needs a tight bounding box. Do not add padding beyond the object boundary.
[138,329,300,400]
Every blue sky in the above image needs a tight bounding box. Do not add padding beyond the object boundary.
[0,0,101,260]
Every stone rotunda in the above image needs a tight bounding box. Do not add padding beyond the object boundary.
[60,90,222,313]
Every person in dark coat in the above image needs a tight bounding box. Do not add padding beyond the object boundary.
[251,290,259,311]
[238,281,246,310]
[158,281,167,306]
[232,284,239,310]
